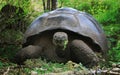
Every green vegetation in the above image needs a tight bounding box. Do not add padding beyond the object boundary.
[63,40,68,50]
[0,59,88,74]
[104,24,120,63]
[0,0,120,74]
[60,0,120,24]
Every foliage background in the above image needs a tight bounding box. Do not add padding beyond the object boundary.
[0,0,120,70]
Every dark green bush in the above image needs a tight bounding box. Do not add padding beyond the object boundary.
[91,0,120,24]
[103,24,120,62]
[59,0,120,24]
[0,0,32,64]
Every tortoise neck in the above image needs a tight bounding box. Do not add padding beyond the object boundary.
[55,46,66,58]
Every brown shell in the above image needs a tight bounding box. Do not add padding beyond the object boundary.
[23,7,108,53]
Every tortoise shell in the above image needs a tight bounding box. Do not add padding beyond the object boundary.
[23,7,108,53]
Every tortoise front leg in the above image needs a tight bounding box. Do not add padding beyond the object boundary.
[70,40,99,67]
[14,45,44,64]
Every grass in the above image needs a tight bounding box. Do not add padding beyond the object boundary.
[0,58,89,75]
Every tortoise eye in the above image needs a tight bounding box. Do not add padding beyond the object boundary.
[62,36,68,40]
[54,35,57,39]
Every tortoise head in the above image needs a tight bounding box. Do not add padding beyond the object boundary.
[53,32,68,50]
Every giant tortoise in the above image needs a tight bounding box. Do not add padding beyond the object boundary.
[14,7,108,67]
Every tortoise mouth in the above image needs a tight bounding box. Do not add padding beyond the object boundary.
[53,39,68,50]
[53,39,66,46]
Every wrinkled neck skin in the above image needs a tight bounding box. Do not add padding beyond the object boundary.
[55,45,66,58]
